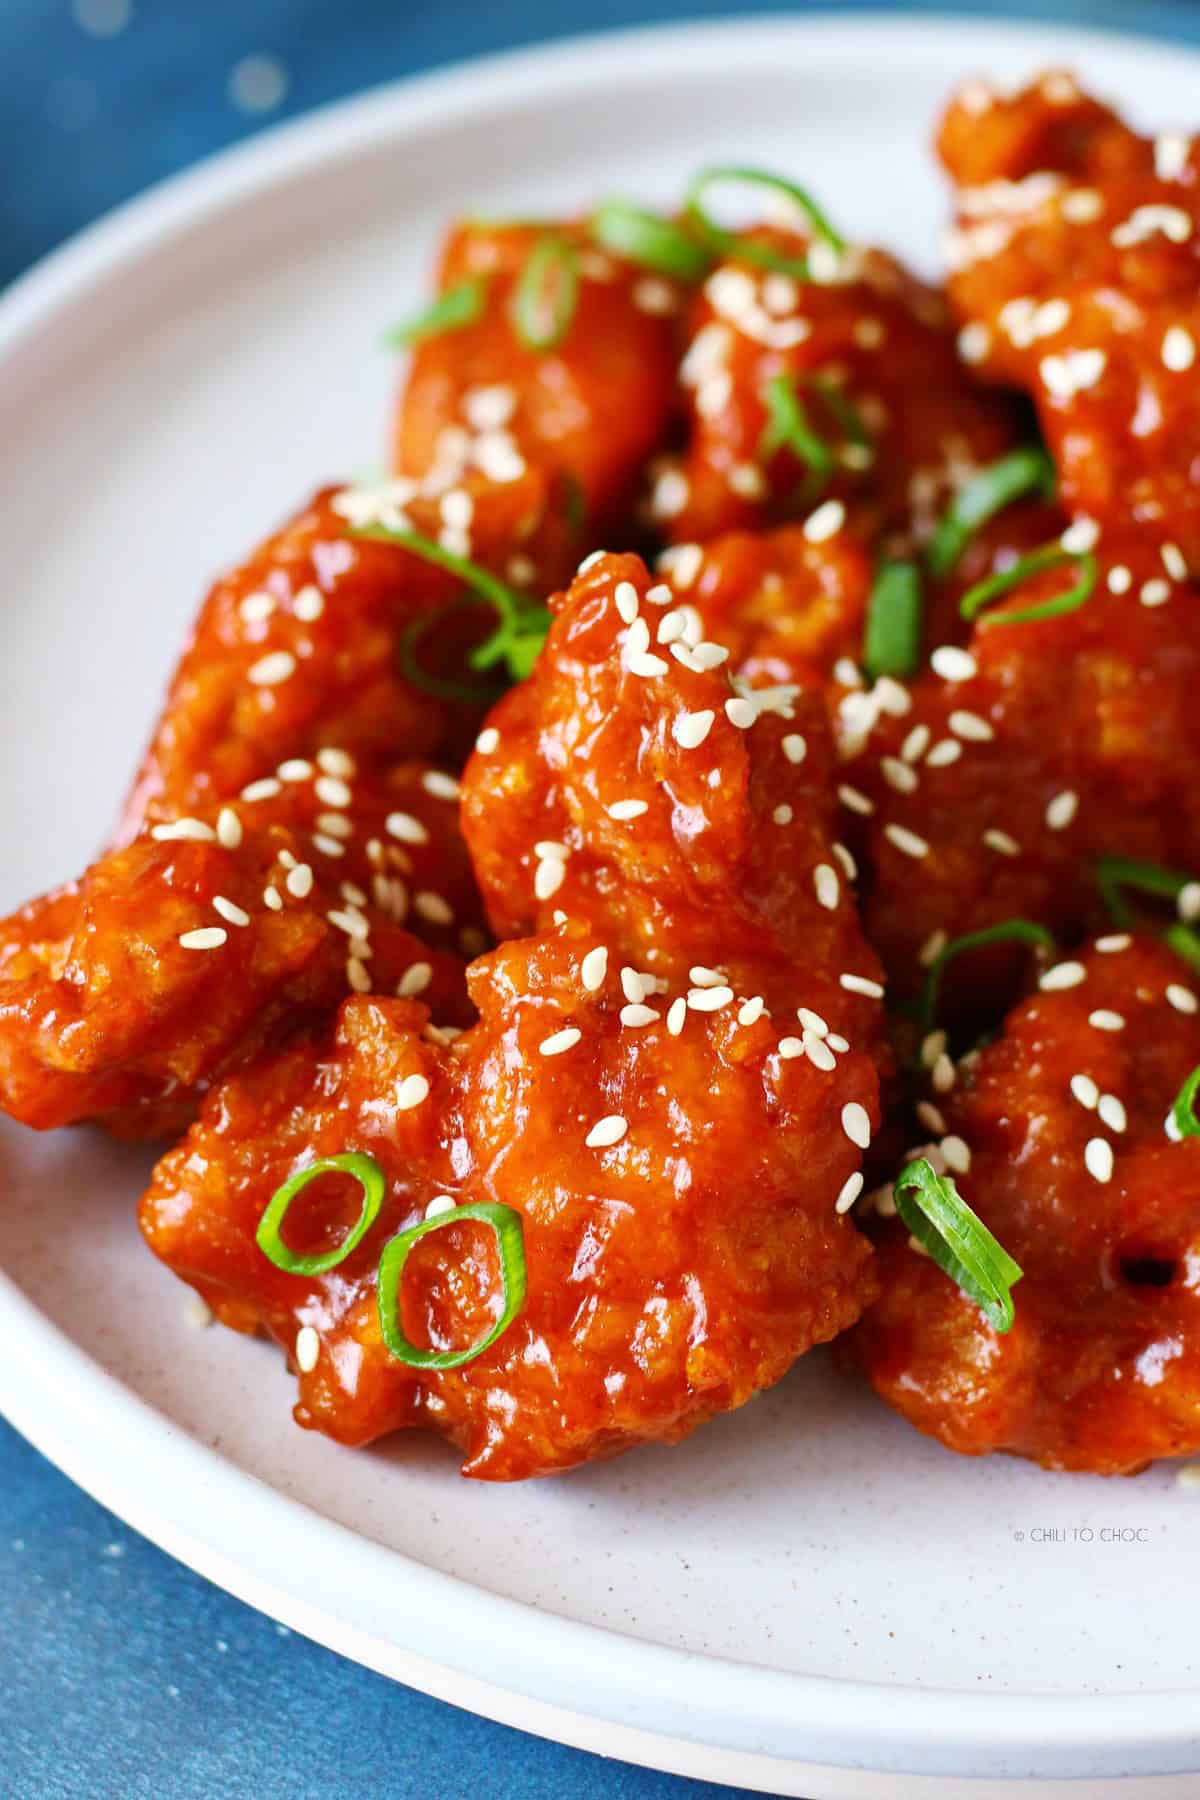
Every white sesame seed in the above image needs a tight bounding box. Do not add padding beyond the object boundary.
[949,709,994,742]
[1089,1009,1125,1031]
[620,966,645,1003]
[475,726,500,755]
[586,1115,627,1149]
[614,580,640,624]
[621,1003,660,1027]
[1095,933,1132,953]
[666,996,687,1035]
[1168,984,1199,1014]
[671,708,716,752]
[983,829,1021,857]
[397,962,432,998]
[926,739,962,768]
[885,823,930,859]
[295,1326,320,1373]
[919,933,948,970]
[386,812,429,846]
[841,1101,871,1149]
[778,1036,805,1060]
[240,589,275,622]
[930,646,977,682]
[1061,187,1103,222]
[797,1008,828,1037]
[214,808,242,851]
[413,891,453,927]
[212,895,250,928]
[421,1194,456,1222]
[805,1034,837,1072]
[580,947,608,992]
[687,985,734,1012]
[917,1102,947,1135]
[920,1028,947,1067]
[832,1171,863,1216]
[1107,565,1133,595]
[278,758,313,782]
[1180,885,1200,924]
[931,1053,956,1093]
[724,697,757,730]
[782,733,807,765]
[941,1135,971,1175]
[1045,790,1078,831]
[1061,517,1099,554]
[540,1027,581,1056]
[837,785,875,816]
[1084,1137,1114,1183]
[607,798,649,820]
[804,499,845,543]
[248,651,296,687]
[1071,1074,1100,1109]
[151,818,216,843]
[315,775,352,809]
[814,864,840,910]
[689,965,725,987]
[346,957,372,994]
[1040,961,1086,992]
[396,1073,430,1111]
[316,814,352,840]
[881,756,918,794]
[1163,326,1196,372]
[312,834,345,858]
[179,927,227,951]
[263,886,283,911]
[327,906,368,938]
[293,584,324,621]
[840,973,884,998]
[341,881,367,906]
[241,778,282,803]
[421,771,460,802]
[772,803,793,826]
[738,996,765,1026]
[957,321,992,364]
[1098,1094,1127,1134]
[1163,542,1189,582]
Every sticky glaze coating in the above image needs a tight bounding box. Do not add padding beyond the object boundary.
[140,932,879,1479]
[0,761,481,1138]
[938,71,1200,564]
[855,936,1200,1474]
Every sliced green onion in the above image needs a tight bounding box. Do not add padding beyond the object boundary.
[959,543,1097,627]
[511,235,579,350]
[590,199,711,280]
[1172,1066,1200,1140]
[383,278,488,349]
[758,372,835,484]
[893,1157,1023,1334]
[559,469,587,536]
[1096,854,1196,926]
[397,603,505,704]
[257,1153,386,1277]
[919,920,1056,1031]
[1165,924,1200,972]
[927,447,1056,579]
[810,375,873,453]
[376,1200,527,1370]
[355,526,551,687]
[864,560,923,681]
[683,165,846,279]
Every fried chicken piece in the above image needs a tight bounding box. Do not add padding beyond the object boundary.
[460,549,886,1057]
[838,536,1200,1016]
[0,760,481,1138]
[118,476,547,840]
[938,72,1200,562]
[140,931,880,1479]
[649,232,1020,552]
[393,221,680,589]
[855,935,1200,1474]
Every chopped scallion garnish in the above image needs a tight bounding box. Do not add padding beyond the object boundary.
[959,543,1097,627]
[257,1153,386,1277]
[919,920,1056,1030]
[1172,1066,1200,1140]
[376,1200,527,1370]
[758,372,835,485]
[1096,856,1200,970]
[863,560,923,680]
[893,1157,1022,1333]
[927,447,1056,579]
[590,199,711,280]
[683,165,846,280]
[511,235,579,350]
[383,278,489,349]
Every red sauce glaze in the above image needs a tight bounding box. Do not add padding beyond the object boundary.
[854,936,1200,1474]
[140,932,879,1479]
[938,72,1200,564]
[393,222,680,589]
[0,762,481,1138]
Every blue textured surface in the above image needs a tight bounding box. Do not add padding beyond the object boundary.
[2,5,1199,1798]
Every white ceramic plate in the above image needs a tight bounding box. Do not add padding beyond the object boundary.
[3,17,1200,1797]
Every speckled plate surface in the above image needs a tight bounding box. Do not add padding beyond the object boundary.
[2,17,1200,1796]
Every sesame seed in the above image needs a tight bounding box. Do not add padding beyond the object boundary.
[1140,577,1171,608]
[926,739,962,768]
[539,1027,581,1056]
[585,1115,627,1149]
[840,973,884,998]
[1045,790,1078,831]
[983,829,1020,857]
[1084,1138,1114,1183]
[941,1135,971,1174]
[835,1173,865,1214]
[341,881,367,906]
[917,1102,947,1134]
[782,733,807,764]
[949,709,993,742]
[1168,984,1199,1014]
[841,1101,871,1149]
[316,814,352,840]
[832,842,856,882]
[475,727,500,755]
[608,799,649,820]
[689,966,725,987]
[421,771,460,802]
[673,708,715,750]
[1163,326,1196,372]
[837,785,875,816]
[778,1036,805,1060]
[534,840,569,861]
[414,891,453,926]
[315,775,352,809]
[957,322,991,364]
[805,1034,836,1072]
[581,947,608,992]
[151,818,216,843]
[885,823,930,859]
[814,864,840,910]
[216,808,243,850]
[621,1003,660,1027]
[327,906,368,938]
[724,697,757,730]
[881,757,918,794]
[1094,933,1132,953]
[212,896,250,928]
[1098,1094,1127,1134]
[1107,565,1132,594]
[532,859,563,901]
[240,589,275,622]
[346,957,372,994]
[1060,517,1099,554]
[931,1053,956,1093]
[397,962,432,998]
[1071,1074,1100,1109]
[666,996,687,1035]
[179,927,227,950]
[241,778,281,803]
[386,812,429,845]
[930,646,977,682]
[395,1073,430,1111]
[644,583,674,606]
[424,1194,456,1220]
[797,1008,828,1037]
[1061,188,1103,222]
[1163,542,1189,582]
[620,966,645,1003]
[1039,961,1086,991]
[804,499,845,543]
[919,933,948,970]
[773,804,794,826]
[295,1326,320,1373]
[1155,131,1191,180]
[278,758,313,782]
[1180,885,1200,924]
[687,985,734,1012]
[263,886,283,911]
[312,834,345,858]
[293,585,324,621]
[920,1028,947,1067]
[738,996,765,1026]
[614,580,640,623]
[1089,1009,1125,1031]
[248,651,296,687]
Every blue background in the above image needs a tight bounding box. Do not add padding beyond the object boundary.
[1,4,1197,1797]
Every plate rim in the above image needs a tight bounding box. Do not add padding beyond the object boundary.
[4,13,1200,1785]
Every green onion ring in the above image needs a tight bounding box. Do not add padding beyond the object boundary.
[893,1157,1023,1334]
[919,920,1056,1031]
[511,235,579,351]
[590,199,712,280]
[1172,1066,1200,1140]
[257,1153,386,1277]
[863,559,923,681]
[683,165,846,279]
[1096,854,1197,927]
[376,1201,527,1371]
[959,543,1098,627]
[927,447,1056,579]
[382,278,489,349]
[758,372,835,483]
